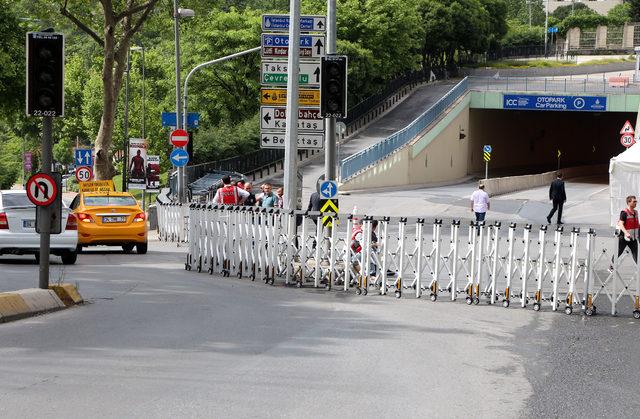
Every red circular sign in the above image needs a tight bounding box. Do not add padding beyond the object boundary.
[170,129,189,147]
[26,173,58,207]
[75,166,93,182]
[621,134,636,148]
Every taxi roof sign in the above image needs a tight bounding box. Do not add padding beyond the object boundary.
[79,180,115,193]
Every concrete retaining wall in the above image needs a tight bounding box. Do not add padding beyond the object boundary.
[482,164,608,197]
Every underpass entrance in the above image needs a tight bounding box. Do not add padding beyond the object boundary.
[469,108,636,177]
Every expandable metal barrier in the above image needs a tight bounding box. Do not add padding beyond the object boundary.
[160,203,640,320]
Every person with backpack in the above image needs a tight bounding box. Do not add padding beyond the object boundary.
[212,175,249,205]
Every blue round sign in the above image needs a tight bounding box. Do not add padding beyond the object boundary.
[320,180,338,199]
[170,148,189,167]
[483,145,492,153]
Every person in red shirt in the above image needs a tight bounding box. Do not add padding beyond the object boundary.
[212,175,249,205]
[617,195,639,263]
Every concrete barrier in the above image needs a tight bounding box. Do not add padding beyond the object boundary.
[482,164,608,197]
[0,284,83,324]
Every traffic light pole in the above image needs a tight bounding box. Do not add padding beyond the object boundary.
[39,116,52,289]
[173,0,186,203]
[324,0,337,182]
[283,0,301,211]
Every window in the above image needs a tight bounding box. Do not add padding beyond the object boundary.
[1,193,35,208]
[83,196,137,206]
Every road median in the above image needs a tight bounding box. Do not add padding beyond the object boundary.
[0,284,83,324]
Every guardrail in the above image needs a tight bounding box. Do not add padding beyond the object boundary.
[339,77,469,181]
[157,202,640,320]
[469,76,640,94]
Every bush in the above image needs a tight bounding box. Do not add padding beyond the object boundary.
[501,22,545,47]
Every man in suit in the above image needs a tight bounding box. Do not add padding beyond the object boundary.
[547,172,566,224]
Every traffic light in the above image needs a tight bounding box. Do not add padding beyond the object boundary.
[320,55,348,119]
[26,32,64,117]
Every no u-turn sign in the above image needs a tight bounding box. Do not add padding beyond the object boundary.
[26,173,58,206]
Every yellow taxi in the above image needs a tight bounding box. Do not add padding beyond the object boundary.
[70,191,148,254]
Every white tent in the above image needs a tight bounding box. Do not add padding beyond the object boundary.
[609,143,640,227]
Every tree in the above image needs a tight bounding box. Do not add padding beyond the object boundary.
[551,3,590,21]
[0,2,25,118]
[53,136,74,165]
[608,3,631,26]
[59,0,160,180]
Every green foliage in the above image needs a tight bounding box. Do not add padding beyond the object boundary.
[504,0,545,26]
[501,21,544,47]
[608,3,632,26]
[551,3,590,21]
[53,137,74,165]
[559,9,609,33]
[0,2,26,119]
[193,113,260,163]
[629,0,640,22]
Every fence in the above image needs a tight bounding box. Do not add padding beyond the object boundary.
[339,77,469,181]
[158,202,640,320]
[469,76,640,94]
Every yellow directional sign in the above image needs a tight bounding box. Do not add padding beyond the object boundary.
[261,88,321,106]
[320,198,339,227]
[557,149,561,158]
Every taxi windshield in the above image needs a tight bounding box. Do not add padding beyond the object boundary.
[83,196,136,207]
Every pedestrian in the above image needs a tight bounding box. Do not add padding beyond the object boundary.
[243,182,257,206]
[212,175,249,205]
[276,187,284,208]
[307,190,321,224]
[470,182,490,222]
[546,172,566,224]
[617,195,639,263]
[258,183,278,208]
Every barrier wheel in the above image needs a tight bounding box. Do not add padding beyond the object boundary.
[362,288,368,296]
[207,268,213,275]
[395,290,401,299]
[564,306,573,315]
[473,297,480,305]
[325,283,331,290]
[593,306,597,315]
[465,296,472,305]
[585,308,594,316]
[296,281,303,288]
[533,303,541,312]
[633,310,640,319]
[356,288,362,295]
[237,272,242,279]
[269,278,275,285]
[430,293,437,302]
[502,299,510,308]
[197,265,202,273]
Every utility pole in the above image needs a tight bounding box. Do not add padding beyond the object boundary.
[283,0,301,210]
[173,0,184,203]
[122,49,130,192]
[544,0,549,58]
[38,117,53,290]
[324,0,337,182]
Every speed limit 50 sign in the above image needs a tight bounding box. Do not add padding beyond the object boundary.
[75,166,93,182]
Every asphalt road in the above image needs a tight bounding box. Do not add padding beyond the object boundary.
[1,237,639,417]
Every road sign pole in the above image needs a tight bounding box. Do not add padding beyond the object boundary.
[39,117,53,289]
[173,0,186,204]
[324,0,337,182]
[485,161,488,180]
[283,0,301,210]
[123,50,130,192]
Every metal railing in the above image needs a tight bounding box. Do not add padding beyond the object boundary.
[469,76,640,94]
[339,77,469,181]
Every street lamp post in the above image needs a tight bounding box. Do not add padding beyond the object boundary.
[131,45,146,139]
[173,2,195,203]
[122,49,131,192]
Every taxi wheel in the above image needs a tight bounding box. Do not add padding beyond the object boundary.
[76,245,83,254]
[122,244,135,254]
[137,243,148,254]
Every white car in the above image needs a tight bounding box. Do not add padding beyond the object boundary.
[0,190,78,264]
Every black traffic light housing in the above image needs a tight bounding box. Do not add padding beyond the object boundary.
[26,32,64,117]
[320,55,347,119]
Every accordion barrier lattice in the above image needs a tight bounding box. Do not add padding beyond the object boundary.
[157,203,640,320]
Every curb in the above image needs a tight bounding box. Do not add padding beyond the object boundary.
[0,284,83,324]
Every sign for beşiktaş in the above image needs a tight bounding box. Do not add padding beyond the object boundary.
[503,94,606,112]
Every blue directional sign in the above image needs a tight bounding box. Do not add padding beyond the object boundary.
[262,15,326,32]
[161,112,200,128]
[320,180,338,199]
[75,148,93,167]
[483,145,492,153]
[262,34,315,48]
[169,148,189,167]
[548,27,558,33]
[503,94,606,112]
